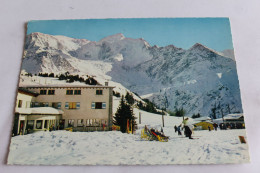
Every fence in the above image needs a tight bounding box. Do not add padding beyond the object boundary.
[72,126,108,132]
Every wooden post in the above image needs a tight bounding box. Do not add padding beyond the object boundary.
[127,119,129,133]
[139,112,141,124]
[162,110,164,127]
[131,120,133,134]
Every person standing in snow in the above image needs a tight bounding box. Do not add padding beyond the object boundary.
[174,125,177,133]
[213,123,218,131]
[49,124,53,132]
[182,118,193,139]
[177,125,182,136]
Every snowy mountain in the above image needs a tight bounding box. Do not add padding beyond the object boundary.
[220,49,235,61]
[21,32,243,117]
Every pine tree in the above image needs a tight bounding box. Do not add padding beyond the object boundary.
[113,96,135,133]
[137,101,144,109]
[125,92,135,105]
[191,113,201,119]
[49,73,54,77]
[58,74,66,80]
[174,108,186,117]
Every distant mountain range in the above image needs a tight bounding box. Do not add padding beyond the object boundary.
[21,32,242,117]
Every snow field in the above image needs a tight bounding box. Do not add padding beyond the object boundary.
[8,109,250,165]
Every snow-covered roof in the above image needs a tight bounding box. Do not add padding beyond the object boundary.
[15,107,64,115]
[224,113,244,119]
[19,84,114,88]
[212,113,244,123]
[18,88,39,96]
[193,116,211,122]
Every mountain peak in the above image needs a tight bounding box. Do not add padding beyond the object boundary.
[190,43,208,50]
[100,33,125,43]
[28,32,48,38]
[189,43,223,56]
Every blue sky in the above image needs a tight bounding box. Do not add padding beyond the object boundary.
[27,18,233,51]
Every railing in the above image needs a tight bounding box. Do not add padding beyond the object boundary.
[72,126,108,132]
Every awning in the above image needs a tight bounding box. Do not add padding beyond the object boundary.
[15,107,64,115]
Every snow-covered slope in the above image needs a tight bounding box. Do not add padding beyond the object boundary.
[220,49,235,61]
[21,32,243,117]
[7,109,250,165]
[136,43,242,117]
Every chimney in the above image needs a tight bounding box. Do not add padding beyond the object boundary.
[105,82,109,86]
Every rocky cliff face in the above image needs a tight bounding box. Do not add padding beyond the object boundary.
[21,32,242,117]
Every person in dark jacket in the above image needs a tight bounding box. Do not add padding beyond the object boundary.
[174,125,177,133]
[177,125,182,136]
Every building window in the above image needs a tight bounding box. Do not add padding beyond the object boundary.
[44,120,48,129]
[31,102,39,107]
[96,90,103,95]
[36,120,43,129]
[18,100,22,108]
[86,119,90,126]
[77,119,84,127]
[68,119,74,127]
[86,119,101,127]
[86,119,95,126]
[91,102,106,109]
[40,90,47,95]
[66,90,73,95]
[48,90,55,95]
[39,102,49,107]
[69,102,76,109]
[27,120,34,130]
[95,102,102,109]
[74,90,81,95]
[93,119,100,126]
[65,102,80,109]
[52,102,61,109]
[101,119,107,126]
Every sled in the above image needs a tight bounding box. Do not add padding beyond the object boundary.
[150,131,169,142]
[141,128,153,141]
[141,127,168,142]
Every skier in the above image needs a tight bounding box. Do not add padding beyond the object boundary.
[182,118,193,139]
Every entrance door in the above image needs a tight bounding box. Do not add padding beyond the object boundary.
[12,113,19,136]
[19,120,24,135]
[44,120,48,129]
[59,119,65,130]
[26,120,34,134]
